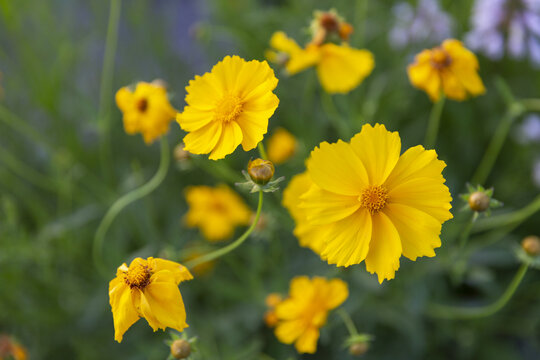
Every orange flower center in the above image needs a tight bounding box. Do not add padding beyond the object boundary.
[430,48,452,69]
[136,98,148,113]
[215,94,243,123]
[125,263,152,289]
[359,185,389,214]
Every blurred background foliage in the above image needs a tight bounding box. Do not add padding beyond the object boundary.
[0,0,539,359]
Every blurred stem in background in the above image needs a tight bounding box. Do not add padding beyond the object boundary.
[93,138,170,277]
[98,0,122,180]
[184,190,263,269]
[473,194,540,233]
[472,78,525,185]
[258,142,268,160]
[424,94,445,148]
[428,262,529,319]
[521,98,540,112]
[321,92,350,139]
[337,308,359,337]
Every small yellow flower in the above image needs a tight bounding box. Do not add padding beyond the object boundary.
[109,257,193,343]
[407,39,485,102]
[264,293,283,328]
[177,56,279,160]
[300,123,453,282]
[267,32,374,94]
[267,128,297,165]
[274,276,348,354]
[282,172,328,254]
[184,185,252,241]
[115,81,177,144]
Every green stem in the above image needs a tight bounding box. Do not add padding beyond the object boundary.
[458,213,475,251]
[424,94,445,148]
[337,308,359,336]
[98,0,122,178]
[471,106,523,185]
[93,138,170,277]
[428,262,529,319]
[258,142,268,160]
[321,92,349,139]
[473,194,540,233]
[184,190,263,269]
[521,98,540,112]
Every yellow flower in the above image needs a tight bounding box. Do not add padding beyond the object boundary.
[109,257,193,343]
[184,185,252,241]
[267,32,374,94]
[176,56,279,160]
[282,172,328,254]
[407,39,485,102]
[300,123,453,283]
[264,293,283,328]
[115,81,177,144]
[274,276,348,354]
[0,335,27,360]
[267,127,297,165]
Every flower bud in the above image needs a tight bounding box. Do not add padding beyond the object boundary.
[522,235,540,256]
[264,310,279,328]
[339,23,353,41]
[170,339,191,359]
[174,143,190,162]
[349,342,369,356]
[468,191,490,212]
[247,159,275,185]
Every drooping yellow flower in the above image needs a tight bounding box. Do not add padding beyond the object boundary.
[267,31,374,94]
[267,127,297,165]
[115,81,177,144]
[274,276,348,354]
[300,123,453,283]
[282,172,328,254]
[176,56,279,160]
[184,185,252,241]
[407,39,485,102]
[109,257,193,343]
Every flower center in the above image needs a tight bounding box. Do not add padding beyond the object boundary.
[359,185,389,214]
[430,47,452,69]
[136,98,148,113]
[215,94,243,123]
[125,263,152,289]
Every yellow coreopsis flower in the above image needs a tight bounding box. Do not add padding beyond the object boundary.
[407,39,485,102]
[267,127,297,165]
[300,123,453,283]
[274,276,348,354]
[282,172,327,254]
[267,31,374,94]
[184,185,252,241]
[109,257,193,343]
[176,56,279,160]
[115,81,177,144]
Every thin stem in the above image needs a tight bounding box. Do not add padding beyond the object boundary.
[458,213,475,251]
[98,0,122,178]
[258,142,268,160]
[428,262,529,319]
[184,190,263,269]
[321,92,349,139]
[93,138,170,277]
[336,308,359,337]
[521,98,540,112]
[424,94,446,148]
[471,106,523,185]
[473,194,540,233]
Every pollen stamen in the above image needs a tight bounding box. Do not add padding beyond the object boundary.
[125,263,152,289]
[359,185,389,214]
[430,47,452,69]
[215,94,243,123]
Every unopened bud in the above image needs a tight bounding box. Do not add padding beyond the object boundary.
[349,342,369,356]
[339,23,353,41]
[468,191,490,212]
[247,158,275,185]
[319,12,339,32]
[170,339,191,359]
[151,78,168,89]
[522,235,540,256]
[174,143,190,162]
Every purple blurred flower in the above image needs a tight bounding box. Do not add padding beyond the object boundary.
[389,0,453,49]
[466,0,540,67]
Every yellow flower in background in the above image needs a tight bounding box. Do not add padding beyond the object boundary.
[282,172,327,254]
[109,257,193,343]
[301,123,453,283]
[274,276,348,354]
[407,39,485,102]
[115,81,176,144]
[184,185,252,241]
[264,292,283,328]
[267,31,374,94]
[177,56,279,160]
[267,127,297,165]
[0,335,27,360]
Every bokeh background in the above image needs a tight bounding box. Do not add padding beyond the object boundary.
[0,0,539,359]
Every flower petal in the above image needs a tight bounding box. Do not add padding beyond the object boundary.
[209,121,244,160]
[152,258,193,284]
[301,185,360,225]
[182,121,222,155]
[109,280,140,343]
[294,327,320,354]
